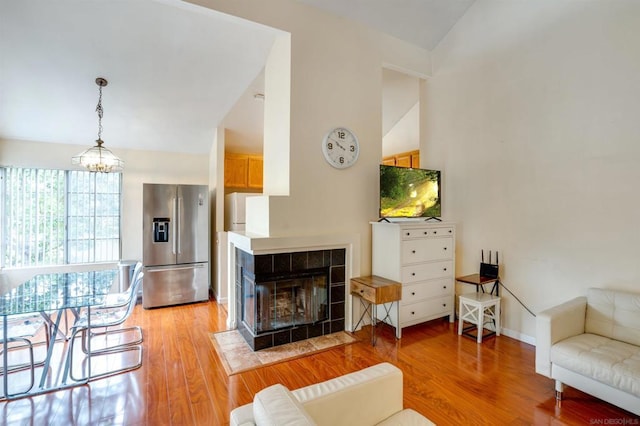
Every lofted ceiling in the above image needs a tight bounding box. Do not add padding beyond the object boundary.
[0,0,474,156]
[297,0,475,51]
[0,0,280,154]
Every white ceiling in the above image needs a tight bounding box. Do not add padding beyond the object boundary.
[0,0,280,154]
[0,0,474,156]
[297,0,475,51]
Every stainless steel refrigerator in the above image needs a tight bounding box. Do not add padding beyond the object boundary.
[142,183,209,308]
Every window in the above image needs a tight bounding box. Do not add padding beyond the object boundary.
[1,167,121,268]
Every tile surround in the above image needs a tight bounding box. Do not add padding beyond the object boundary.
[236,248,346,351]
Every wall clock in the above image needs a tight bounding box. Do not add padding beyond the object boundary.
[321,127,360,169]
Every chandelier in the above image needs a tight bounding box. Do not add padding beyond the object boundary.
[72,77,124,173]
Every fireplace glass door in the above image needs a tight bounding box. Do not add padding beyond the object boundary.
[243,273,328,334]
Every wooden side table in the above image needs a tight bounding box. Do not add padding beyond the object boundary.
[350,275,402,345]
[456,273,499,296]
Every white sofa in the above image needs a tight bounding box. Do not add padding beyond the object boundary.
[536,287,640,415]
[229,362,435,426]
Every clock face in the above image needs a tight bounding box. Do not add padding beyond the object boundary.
[321,127,360,169]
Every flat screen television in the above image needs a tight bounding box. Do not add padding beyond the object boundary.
[379,164,441,219]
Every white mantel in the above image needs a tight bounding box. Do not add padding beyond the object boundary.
[226,231,361,331]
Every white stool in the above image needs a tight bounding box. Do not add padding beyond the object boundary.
[458,292,501,343]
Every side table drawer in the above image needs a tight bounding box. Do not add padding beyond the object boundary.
[402,261,453,283]
[350,279,377,304]
[400,296,452,323]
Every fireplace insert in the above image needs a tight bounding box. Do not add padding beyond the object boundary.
[243,268,329,334]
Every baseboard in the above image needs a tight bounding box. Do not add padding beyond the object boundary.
[501,327,535,346]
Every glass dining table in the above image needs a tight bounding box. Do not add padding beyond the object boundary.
[1,269,118,399]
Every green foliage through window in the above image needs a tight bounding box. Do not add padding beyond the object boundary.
[1,167,121,267]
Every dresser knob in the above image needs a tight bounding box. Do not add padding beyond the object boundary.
[412,250,416,254]
[411,292,415,296]
[443,247,447,250]
[411,272,416,276]
[406,232,410,236]
[443,268,447,271]
[442,303,447,307]
[411,311,415,315]
[433,231,437,234]
[423,231,428,235]
[443,285,447,289]
[448,230,452,233]
[360,289,364,294]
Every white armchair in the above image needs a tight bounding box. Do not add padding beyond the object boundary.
[536,288,640,416]
[230,362,434,426]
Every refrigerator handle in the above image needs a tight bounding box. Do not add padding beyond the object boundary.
[146,264,206,273]
[177,197,182,254]
[172,197,177,255]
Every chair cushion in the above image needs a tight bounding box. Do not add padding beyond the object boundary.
[376,409,435,425]
[551,333,640,397]
[253,384,316,426]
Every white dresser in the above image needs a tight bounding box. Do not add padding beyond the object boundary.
[371,221,455,337]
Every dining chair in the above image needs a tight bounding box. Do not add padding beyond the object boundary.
[0,313,48,398]
[63,270,144,382]
[102,261,143,308]
[76,262,143,354]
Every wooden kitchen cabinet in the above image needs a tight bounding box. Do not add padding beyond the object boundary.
[382,149,420,168]
[247,156,263,189]
[396,153,412,167]
[224,153,263,190]
[382,157,396,166]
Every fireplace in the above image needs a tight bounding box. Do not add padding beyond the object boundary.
[243,269,328,334]
[236,248,346,350]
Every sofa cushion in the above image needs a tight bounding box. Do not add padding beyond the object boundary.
[293,362,403,426]
[586,288,640,347]
[376,409,435,426]
[551,333,640,397]
[253,384,317,426]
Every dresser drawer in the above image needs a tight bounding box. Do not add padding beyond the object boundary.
[402,261,453,283]
[401,238,452,264]
[402,280,453,303]
[401,227,454,240]
[399,296,452,323]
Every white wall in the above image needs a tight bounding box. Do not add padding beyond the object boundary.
[191,0,432,277]
[383,102,420,157]
[382,67,420,157]
[0,138,210,283]
[424,0,640,342]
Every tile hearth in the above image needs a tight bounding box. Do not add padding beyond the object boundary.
[211,329,356,375]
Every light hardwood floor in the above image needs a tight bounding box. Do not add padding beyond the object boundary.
[2,298,638,425]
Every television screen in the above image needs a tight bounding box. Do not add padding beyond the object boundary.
[379,164,441,218]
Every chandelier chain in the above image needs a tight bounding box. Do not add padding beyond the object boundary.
[96,84,104,141]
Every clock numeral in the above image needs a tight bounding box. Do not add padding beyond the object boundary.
[339,157,345,164]
[349,145,355,152]
[337,131,346,140]
[327,142,333,150]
